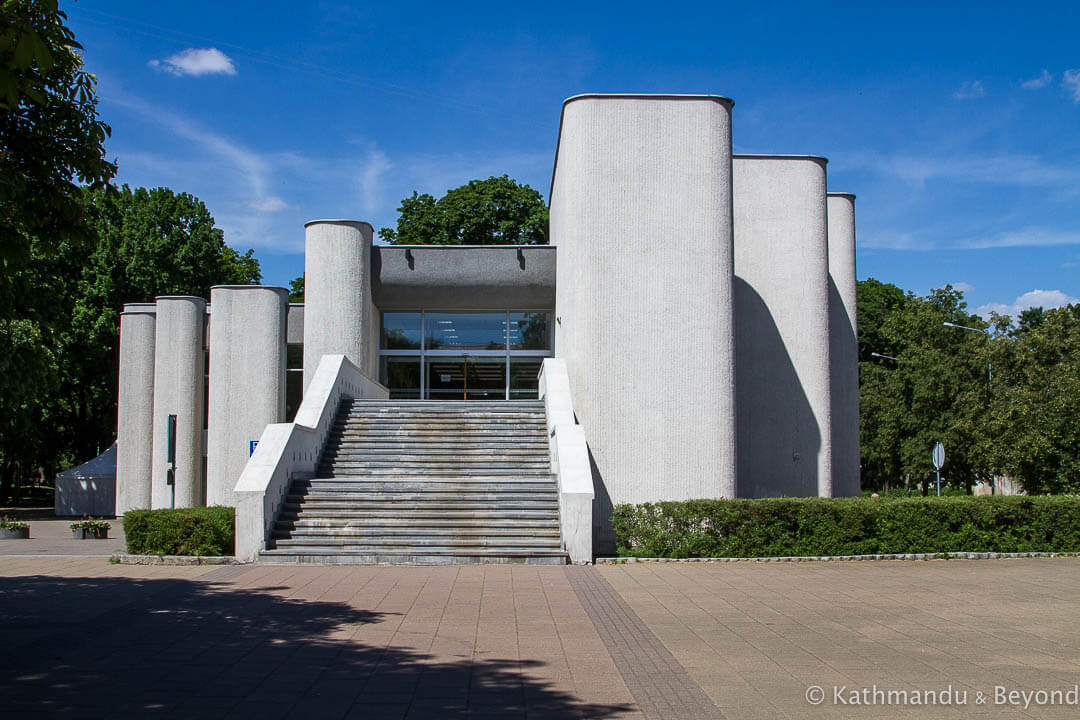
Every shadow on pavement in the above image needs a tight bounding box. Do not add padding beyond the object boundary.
[0,571,634,719]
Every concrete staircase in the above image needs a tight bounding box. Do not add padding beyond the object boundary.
[260,399,568,564]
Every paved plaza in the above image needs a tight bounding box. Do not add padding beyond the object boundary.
[2,555,1080,719]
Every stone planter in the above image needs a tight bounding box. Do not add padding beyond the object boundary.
[0,527,30,539]
[72,528,108,540]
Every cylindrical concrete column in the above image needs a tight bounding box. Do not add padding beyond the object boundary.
[303,220,376,390]
[733,155,833,498]
[206,285,289,507]
[151,296,207,509]
[828,193,859,497]
[550,94,738,553]
[115,303,156,515]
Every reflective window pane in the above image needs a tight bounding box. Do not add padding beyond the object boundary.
[509,312,551,350]
[380,356,421,399]
[509,357,543,399]
[382,313,422,349]
[425,313,506,350]
[427,356,506,401]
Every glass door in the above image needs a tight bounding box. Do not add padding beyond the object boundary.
[425,356,506,401]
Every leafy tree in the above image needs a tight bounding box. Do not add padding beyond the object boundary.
[0,185,261,501]
[378,175,548,245]
[0,0,115,279]
[288,274,304,303]
[857,282,993,493]
[982,305,1080,493]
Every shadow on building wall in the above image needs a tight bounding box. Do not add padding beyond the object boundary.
[734,277,820,498]
[0,571,633,718]
[828,276,860,497]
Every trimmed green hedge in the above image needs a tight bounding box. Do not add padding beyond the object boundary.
[612,497,1080,558]
[123,506,235,556]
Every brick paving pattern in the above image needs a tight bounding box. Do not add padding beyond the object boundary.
[599,558,1080,719]
[0,559,640,719]
[565,565,725,720]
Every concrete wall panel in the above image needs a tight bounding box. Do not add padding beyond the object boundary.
[827,193,860,496]
[115,304,156,514]
[550,94,738,551]
[206,286,289,507]
[733,156,832,498]
[372,245,556,309]
[303,220,376,389]
[151,297,207,509]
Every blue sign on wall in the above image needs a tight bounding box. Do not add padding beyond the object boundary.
[249,440,259,456]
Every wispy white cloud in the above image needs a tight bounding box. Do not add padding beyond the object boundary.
[977,289,1080,319]
[1064,69,1080,103]
[837,151,1080,189]
[1022,69,1052,89]
[105,90,294,250]
[149,48,236,77]
[965,227,1080,249]
[250,196,287,212]
[953,80,986,100]
[950,282,975,294]
[358,148,392,216]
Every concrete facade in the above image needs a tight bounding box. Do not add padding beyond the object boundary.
[206,285,289,507]
[733,155,833,498]
[150,296,207,509]
[303,220,378,390]
[550,95,739,551]
[111,93,861,559]
[116,303,156,514]
[827,193,861,497]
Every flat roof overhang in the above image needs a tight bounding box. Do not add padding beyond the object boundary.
[372,244,556,310]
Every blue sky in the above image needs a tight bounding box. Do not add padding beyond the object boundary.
[67,2,1079,318]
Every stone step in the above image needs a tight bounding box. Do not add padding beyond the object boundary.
[276,516,560,528]
[257,549,567,565]
[315,467,553,478]
[272,526,561,539]
[321,446,548,457]
[285,493,558,505]
[342,401,543,410]
[293,479,555,490]
[277,508,558,520]
[271,536,562,549]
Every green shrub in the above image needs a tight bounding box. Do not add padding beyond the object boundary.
[611,496,1080,558]
[123,506,235,556]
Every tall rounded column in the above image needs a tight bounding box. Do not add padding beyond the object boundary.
[828,193,859,496]
[151,296,207,509]
[206,285,289,507]
[115,303,156,515]
[733,155,833,498]
[303,220,376,390]
[551,95,738,553]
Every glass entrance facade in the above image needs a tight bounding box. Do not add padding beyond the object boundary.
[379,311,552,400]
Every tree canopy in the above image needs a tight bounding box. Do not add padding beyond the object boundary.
[0,185,261,501]
[856,279,1080,495]
[0,0,115,278]
[378,175,549,245]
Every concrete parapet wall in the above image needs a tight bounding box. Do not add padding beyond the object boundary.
[151,296,207,509]
[827,193,860,497]
[116,304,156,514]
[234,354,389,562]
[206,286,289,508]
[551,95,738,554]
[538,358,594,564]
[733,156,832,498]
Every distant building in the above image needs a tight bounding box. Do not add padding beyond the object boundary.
[114,95,859,561]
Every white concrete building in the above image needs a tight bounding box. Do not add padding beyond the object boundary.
[113,94,859,562]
